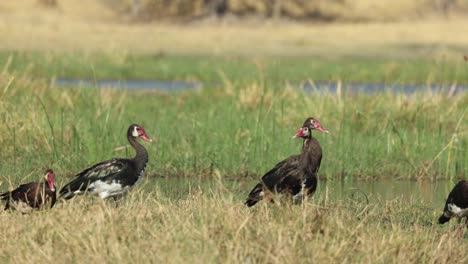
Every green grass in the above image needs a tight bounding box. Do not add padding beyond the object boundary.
[1,51,468,85]
[0,53,466,183]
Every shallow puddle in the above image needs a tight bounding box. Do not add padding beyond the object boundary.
[54,79,466,95]
[317,179,455,210]
[143,177,460,211]
[54,79,202,91]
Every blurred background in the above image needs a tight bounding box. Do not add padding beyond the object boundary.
[31,0,468,21]
[1,0,468,58]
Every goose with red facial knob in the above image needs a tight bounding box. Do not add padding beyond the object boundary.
[245,117,328,207]
[59,124,152,201]
[438,180,468,233]
[1,169,56,211]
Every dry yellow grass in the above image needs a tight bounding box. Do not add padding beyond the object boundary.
[0,181,467,263]
[0,0,467,58]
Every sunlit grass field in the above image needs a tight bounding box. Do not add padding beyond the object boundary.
[0,53,466,182]
[0,2,467,262]
[0,180,467,263]
[2,51,468,84]
[0,51,467,262]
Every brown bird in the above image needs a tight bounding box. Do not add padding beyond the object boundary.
[1,169,57,211]
[245,117,328,207]
[438,180,468,236]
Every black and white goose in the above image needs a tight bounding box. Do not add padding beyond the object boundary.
[245,117,328,207]
[438,180,468,226]
[59,124,152,201]
[1,169,56,211]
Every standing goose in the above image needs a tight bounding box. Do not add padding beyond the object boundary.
[59,124,152,200]
[245,117,328,207]
[438,180,468,227]
[1,169,56,211]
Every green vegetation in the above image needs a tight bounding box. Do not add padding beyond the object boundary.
[2,52,468,85]
[0,52,465,184]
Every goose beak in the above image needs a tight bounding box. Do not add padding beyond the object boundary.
[314,122,329,134]
[47,172,55,191]
[140,134,153,142]
[48,182,55,191]
[293,128,304,139]
[317,127,329,133]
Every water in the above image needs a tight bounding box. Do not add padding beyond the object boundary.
[54,79,467,95]
[317,179,454,210]
[300,81,467,95]
[54,79,202,92]
[146,177,459,210]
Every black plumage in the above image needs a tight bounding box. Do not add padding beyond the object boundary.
[245,117,328,207]
[59,124,152,200]
[1,169,56,211]
[438,180,468,225]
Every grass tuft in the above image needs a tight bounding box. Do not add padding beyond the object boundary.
[1,179,466,263]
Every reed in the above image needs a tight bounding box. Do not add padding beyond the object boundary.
[0,56,465,183]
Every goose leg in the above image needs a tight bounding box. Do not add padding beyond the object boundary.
[456,217,465,239]
[113,194,124,207]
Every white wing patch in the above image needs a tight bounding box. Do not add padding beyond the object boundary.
[88,180,130,199]
[448,203,468,218]
[82,161,123,178]
[292,180,307,202]
[139,166,146,178]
